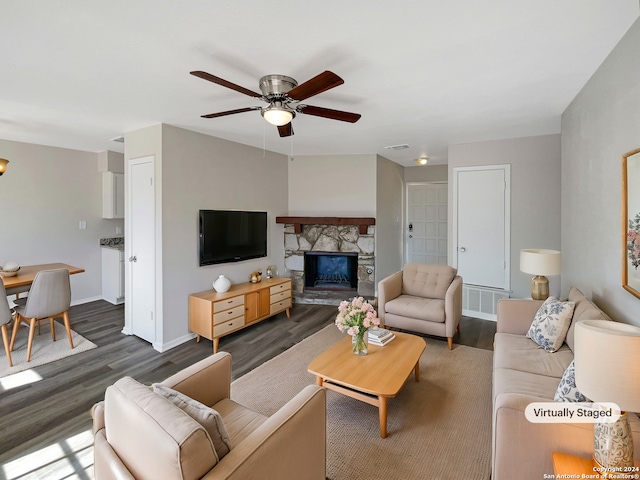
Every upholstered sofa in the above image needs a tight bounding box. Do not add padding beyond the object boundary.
[92,352,326,480]
[492,287,640,480]
[377,263,462,349]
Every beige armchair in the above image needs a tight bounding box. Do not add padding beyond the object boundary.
[377,263,462,349]
[92,352,326,480]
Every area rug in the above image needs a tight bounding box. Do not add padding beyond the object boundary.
[0,321,97,377]
[231,325,494,480]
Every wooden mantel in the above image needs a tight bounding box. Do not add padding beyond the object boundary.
[275,216,376,234]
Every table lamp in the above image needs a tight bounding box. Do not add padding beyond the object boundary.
[520,249,562,300]
[574,319,640,472]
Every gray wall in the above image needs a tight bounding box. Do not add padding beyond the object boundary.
[561,18,640,326]
[404,164,448,183]
[375,155,405,284]
[0,139,124,304]
[126,124,289,350]
[448,134,562,299]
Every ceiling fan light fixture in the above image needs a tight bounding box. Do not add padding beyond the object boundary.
[0,158,8,175]
[262,106,294,126]
[415,156,429,166]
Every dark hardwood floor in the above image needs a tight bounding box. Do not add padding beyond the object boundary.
[0,300,494,480]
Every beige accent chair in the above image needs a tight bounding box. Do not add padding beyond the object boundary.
[377,263,462,349]
[92,352,327,480]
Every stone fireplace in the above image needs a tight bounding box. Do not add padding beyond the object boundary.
[276,216,375,304]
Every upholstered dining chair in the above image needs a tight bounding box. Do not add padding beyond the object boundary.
[10,268,73,362]
[0,281,15,367]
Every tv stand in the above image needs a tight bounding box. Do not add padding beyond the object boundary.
[188,277,292,353]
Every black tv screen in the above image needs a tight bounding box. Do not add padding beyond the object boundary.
[199,210,268,266]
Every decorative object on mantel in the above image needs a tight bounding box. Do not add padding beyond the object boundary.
[276,216,375,234]
[622,147,640,299]
[213,275,231,293]
[249,271,262,283]
[0,262,20,277]
[520,249,561,300]
[0,158,8,176]
[335,296,380,355]
[575,319,640,474]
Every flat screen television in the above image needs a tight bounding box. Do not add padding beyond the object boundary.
[199,210,268,266]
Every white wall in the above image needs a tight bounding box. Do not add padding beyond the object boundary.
[0,139,124,304]
[287,154,376,216]
[375,155,404,284]
[561,18,640,326]
[448,134,562,299]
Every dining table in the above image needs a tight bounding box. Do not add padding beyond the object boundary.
[1,263,85,296]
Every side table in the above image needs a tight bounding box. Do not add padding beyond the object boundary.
[553,452,640,478]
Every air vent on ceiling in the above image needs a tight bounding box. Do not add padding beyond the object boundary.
[384,144,410,150]
[110,136,125,143]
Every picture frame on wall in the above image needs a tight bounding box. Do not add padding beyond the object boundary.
[622,147,640,299]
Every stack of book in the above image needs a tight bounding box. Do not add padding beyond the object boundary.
[368,328,396,346]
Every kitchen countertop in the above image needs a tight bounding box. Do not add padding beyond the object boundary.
[100,237,124,250]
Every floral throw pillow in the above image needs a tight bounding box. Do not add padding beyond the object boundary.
[555,360,590,402]
[526,296,575,352]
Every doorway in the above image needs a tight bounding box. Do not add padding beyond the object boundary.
[125,156,157,345]
[405,182,448,265]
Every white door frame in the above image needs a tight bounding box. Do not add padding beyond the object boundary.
[405,181,448,264]
[452,164,511,291]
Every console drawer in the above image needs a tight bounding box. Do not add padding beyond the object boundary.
[213,295,244,313]
[270,290,291,304]
[270,283,290,295]
[213,305,245,325]
[270,298,291,315]
[214,317,244,336]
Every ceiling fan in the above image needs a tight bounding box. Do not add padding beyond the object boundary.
[190,70,361,137]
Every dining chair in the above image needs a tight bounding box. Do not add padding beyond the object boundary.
[0,281,14,367]
[10,268,73,362]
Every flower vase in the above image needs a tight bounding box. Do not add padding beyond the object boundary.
[352,331,368,356]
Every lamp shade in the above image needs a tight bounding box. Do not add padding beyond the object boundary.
[0,158,8,175]
[574,319,640,412]
[520,249,561,276]
[262,106,294,126]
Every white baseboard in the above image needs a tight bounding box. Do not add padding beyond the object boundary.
[71,295,104,306]
[154,333,197,353]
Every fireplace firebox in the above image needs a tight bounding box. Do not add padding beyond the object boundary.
[304,252,358,291]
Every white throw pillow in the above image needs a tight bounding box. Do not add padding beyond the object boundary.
[526,297,575,352]
[554,360,590,402]
[153,383,232,460]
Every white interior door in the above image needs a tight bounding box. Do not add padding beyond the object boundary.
[406,183,448,265]
[127,157,156,344]
[453,165,510,290]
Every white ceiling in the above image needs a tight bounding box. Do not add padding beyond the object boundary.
[1,1,638,166]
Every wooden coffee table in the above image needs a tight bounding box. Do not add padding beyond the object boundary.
[308,330,426,438]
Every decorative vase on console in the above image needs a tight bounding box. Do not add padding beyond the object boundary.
[335,296,380,356]
[213,275,231,293]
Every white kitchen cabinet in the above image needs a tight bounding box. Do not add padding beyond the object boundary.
[102,247,125,304]
[102,172,124,219]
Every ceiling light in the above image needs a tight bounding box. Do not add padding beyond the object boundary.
[415,156,429,166]
[262,105,294,126]
[0,158,8,176]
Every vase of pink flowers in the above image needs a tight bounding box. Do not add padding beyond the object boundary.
[335,296,380,356]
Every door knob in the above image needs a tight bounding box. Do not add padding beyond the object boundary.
[129,255,137,262]
[409,234,413,238]
[459,247,466,252]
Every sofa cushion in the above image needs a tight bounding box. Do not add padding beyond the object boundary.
[554,360,590,403]
[565,287,611,352]
[384,295,445,323]
[526,297,575,352]
[494,333,574,378]
[401,264,456,300]
[213,398,269,446]
[153,383,232,460]
[105,377,218,480]
[493,367,564,403]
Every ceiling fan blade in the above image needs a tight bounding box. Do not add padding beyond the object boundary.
[299,105,361,123]
[287,71,344,101]
[278,123,294,137]
[190,71,262,98]
[201,107,260,119]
